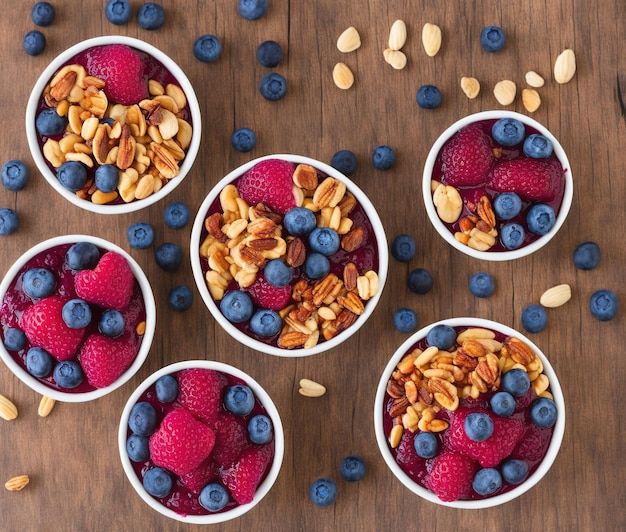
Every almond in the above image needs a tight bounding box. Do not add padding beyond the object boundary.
[422,23,442,56]
[0,393,18,421]
[38,396,56,417]
[554,48,576,84]
[388,19,407,51]
[383,48,407,70]
[298,378,327,397]
[493,79,516,105]
[525,70,545,88]
[522,88,541,112]
[5,475,29,491]
[332,62,355,90]
[337,26,361,53]
[460,76,480,99]
[540,283,572,308]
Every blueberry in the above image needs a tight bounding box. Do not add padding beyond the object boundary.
[426,324,457,350]
[250,309,282,338]
[530,397,557,428]
[94,164,119,193]
[573,241,601,270]
[490,391,516,417]
[390,234,416,262]
[284,207,317,236]
[128,401,157,436]
[501,368,531,397]
[500,222,525,249]
[393,308,418,333]
[257,40,283,68]
[57,161,88,192]
[22,268,56,299]
[199,483,230,512]
[126,434,150,462]
[4,327,27,351]
[469,272,495,298]
[407,268,433,295]
[0,208,19,236]
[65,241,100,270]
[239,0,268,20]
[105,0,132,25]
[155,375,178,403]
[308,227,340,256]
[339,455,366,482]
[53,360,84,389]
[164,201,190,229]
[143,467,172,498]
[413,431,439,459]
[416,85,442,109]
[493,192,522,220]
[303,252,330,280]
[472,468,502,496]
[523,134,553,159]
[330,149,357,176]
[62,299,92,329]
[31,2,55,26]
[99,309,125,337]
[480,25,506,53]
[193,34,222,63]
[168,285,193,312]
[371,145,396,170]
[26,347,53,378]
[35,109,67,137]
[224,385,255,416]
[521,303,548,333]
[2,160,29,191]
[248,414,273,444]
[309,478,337,506]
[501,459,529,484]
[464,412,494,442]
[231,127,257,152]
[260,72,287,101]
[137,2,165,30]
[589,289,618,321]
[491,118,525,146]
[23,30,46,56]
[127,222,155,249]
[154,242,183,271]
[220,290,254,323]
[264,259,292,287]
[526,204,555,235]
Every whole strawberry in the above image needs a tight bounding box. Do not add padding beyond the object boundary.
[177,368,227,425]
[221,444,273,505]
[488,157,564,202]
[79,333,137,388]
[427,450,476,502]
[246,272,291,311]
[75,251,135,311]
[237,159,297,214]
[441,123,495,186]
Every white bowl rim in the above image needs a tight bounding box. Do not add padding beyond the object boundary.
[0,234,156,402]
[117,359,285,524]
[422,110,574,261]
[190,153,389,357]
[373,317,566,509]
[25,35,202,215]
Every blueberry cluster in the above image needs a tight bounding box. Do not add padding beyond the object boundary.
[309,455,366,506]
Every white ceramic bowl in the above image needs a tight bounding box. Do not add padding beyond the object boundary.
[422,111,573,261]
[0,234,156,402]
[25,36,201,214]
[118,360,284,524]
[190,154,388,357]
[374,317,565,509]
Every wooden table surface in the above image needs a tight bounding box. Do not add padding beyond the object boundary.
[1,1,624,530]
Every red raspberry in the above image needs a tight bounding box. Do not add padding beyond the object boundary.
[427,450,476,502]
[440,123,495,186]
[221,444,273,505]
[488,157,564,202]
[177,368,227,425]
[246,272,291,310]
[237,159,297,214]
[79,333,137,388]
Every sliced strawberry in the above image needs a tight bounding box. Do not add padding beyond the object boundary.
[221,444,273,505]
[511,425,553,463]
[426,450,476,502]
[79,333,137,388]
[488,157,564,202]
[212,413,249,470]
[179,456,220,494]
[441,123,495,186]
[246,272,291,310]
[177,368,227,425]
[237,159,297,214]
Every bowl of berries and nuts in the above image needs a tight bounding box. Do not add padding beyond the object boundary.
[25,35,201,214]
[190,154,388,357]
[0,234,156,402]
[422,111,573,260]
[374,317,565,508]
[118,360,284,524]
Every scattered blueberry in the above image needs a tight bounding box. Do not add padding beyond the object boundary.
[128,401,157,436]
[57,161,88,192]
[493,192,522,220]
[53,360,84,389]
[480,25,506,52]
[491,118,525,146]
[26,347,53,378]
[472,468,502,496]
[464,412,494,442]
[573,241,601,270]
[523,134,553,159]
[248,414,273,444]
[526,204,556,235]
[264,259,293,287]
[309,478,337,506]
[330,149,357,176]
[155,375,178,403]
[469,272,495,298]
[500,222,525,249]
[413,431,440,458]
[239,0,268,20]
[143,467,172,498]
[23,30,46,55]
[589,289,618,321]
[62,299,92,329]
[339,455,366,482]
[303,252,330,280]
[154,243,183,271]
[426,324,457,350]
[65,241,100,270]
[127,222,155,249]
[257,40,283,67]
[31,2,55,26]
[250,309,282,338]
[164,201,190,229]
[99,309,125,338]
[393,308,418,333]
[490,391,516,417]
[137,2,165,30]
[3,327,27,351]
[371,145,396,170]
[224,385,255,416]
[501,368,531,398]
[22,268,56,299]
[35,108,67,136]
[284,207,317,236]
[260,72,287,100]
[390,234,416,262]
[126,434,150,462]
[199,483,229,512]
[105,0,132,25]
[521,304,548,333]
[407,268,433,295]
[530,397,558,428]
[94,164,119,193]
[0,208,19,236]
[231,127,257,152]
[2,160,29,191]
[308,227,340,256]
[220,290,254,323]
[416,84,442,109]
[167,285,193,312]
[501,459,529,484]
[193,34,222,63]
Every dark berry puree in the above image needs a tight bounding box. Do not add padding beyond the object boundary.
[0,243,146,393]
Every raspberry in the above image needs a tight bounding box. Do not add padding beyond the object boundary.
[179,456,219,494]
[488,157,564,202]
[211,413,248,469]
[440,123,494,186]
[177,368,227,425]
[427,450,476,502]
[511,425,553,463]
[221,444,273,505]
[79,333,137,388]
[246,272,291,311]
[237,159,297,214]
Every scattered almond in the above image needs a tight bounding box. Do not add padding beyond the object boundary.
[337,26,361,53]
[5,475,29,491]
[383,48,407,70]
[554,48,576,84]
[460,76,480,99]
[493,79,517,105]
[525,70,545,88]
[422,23,442,57]
[540,284,572,308]
[298,378,327,397]
[38,396,56,417]
[522,88,541,112]
[0,393,18,421]
[332,62,355,90]
[388,19,407,51]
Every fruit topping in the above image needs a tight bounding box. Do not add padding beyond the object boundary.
[441,123,494,186]
[427,450,476,502]
[79,333,137,388]
[491,118,525,146]
[75,251,135,311]
[177,368,227,425]
[246,273,291,311]
[221,444,273,505]
[237,159,297,214]
[488,157,563,202]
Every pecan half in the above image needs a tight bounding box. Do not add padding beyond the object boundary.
[341,225,365,252]
[286,237,306,267]
[205,213,228,243]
